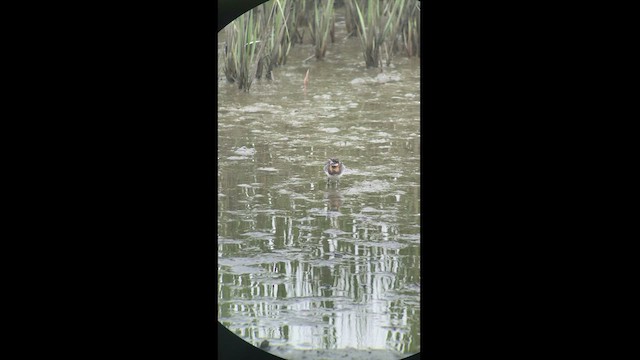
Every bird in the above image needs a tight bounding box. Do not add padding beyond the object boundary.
[324,158,345,184]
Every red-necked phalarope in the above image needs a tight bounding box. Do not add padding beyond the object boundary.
[324,158,345,183]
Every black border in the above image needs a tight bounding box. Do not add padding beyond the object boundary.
[24,0,598,357]
[216,1,423,359]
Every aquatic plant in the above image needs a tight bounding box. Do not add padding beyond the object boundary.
[290,0,308,44]
[344,0,365,38]
[221,0,419,90]
[222,0,293,91]
[260,0,294,78]
[399,0,420,57]
[308,0,335,60]
[222,10,261,90]
[349,0,407,67]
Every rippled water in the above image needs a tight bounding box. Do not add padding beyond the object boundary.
[218,12,420,360]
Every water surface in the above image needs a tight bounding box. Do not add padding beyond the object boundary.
[218,13,420,360]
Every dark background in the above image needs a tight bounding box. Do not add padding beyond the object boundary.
[12,0,610,358]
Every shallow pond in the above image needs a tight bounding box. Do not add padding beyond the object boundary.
[218,10,420,360]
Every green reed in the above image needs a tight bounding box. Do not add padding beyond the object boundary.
[256,0,293,79]
[344,0,365,38]
[222,9,260,90]
[222,0,419,91]
[290,0,308,44]
[399,0,420,57]
[351,0,406,68]
[308,0,335,60]
[268,0,294,67]
[222,0,293,91]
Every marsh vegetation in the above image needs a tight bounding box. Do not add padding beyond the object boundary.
[221,0,420,91]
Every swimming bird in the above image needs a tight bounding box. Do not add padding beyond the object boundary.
[324,158,345,184]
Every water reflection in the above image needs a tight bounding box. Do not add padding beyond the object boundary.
[324,187,342,212]
[218,10,420,360]
[218,244,419,352]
